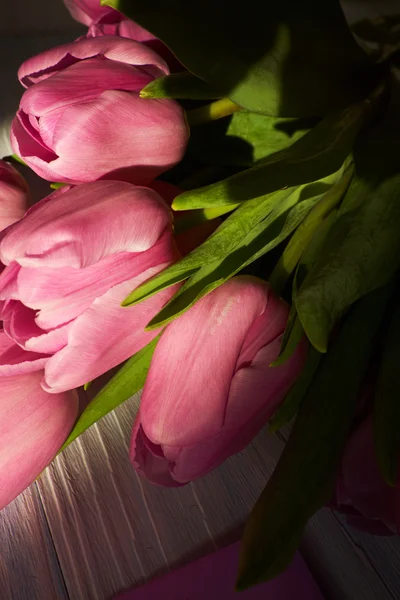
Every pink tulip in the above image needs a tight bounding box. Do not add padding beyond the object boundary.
[63,0,119,26]
[0,161,29,231]
[0,333,78,509]
[11,37,189,184]
[130,277,307,486]
[332,416,400,535]
[87,20,183,72]
[0,180,179,393]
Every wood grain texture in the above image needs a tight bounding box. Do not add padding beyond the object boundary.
[32,393,399,600]
[0,484,67,600]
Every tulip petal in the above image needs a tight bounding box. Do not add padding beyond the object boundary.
[0,181,172,268]
[21,59,153,116]
[131,335,305,485]
[43,263,180,393]
[43,90,188,184]
[0,331,48,375]
[12,233,177,330]
[2,301,70,354]
[63,0,115,26]
[18,36,169,87]
[139,278,276,448]
[0,369,78,509]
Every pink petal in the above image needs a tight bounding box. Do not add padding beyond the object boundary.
[0,181,172,268]
[43,264,180,393]
[63,0,116,25]
[21,59,154,117]
[44,90,188,184]
[0,331,49,375]
[16,233,177,330]
[0,369,78,509]
[131,332,306,485]
[2,301,70,354]
[139,277,276,448]
[18,36,169,87]
[11,111,58,171]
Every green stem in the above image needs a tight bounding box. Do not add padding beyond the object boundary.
[186,98,241,126]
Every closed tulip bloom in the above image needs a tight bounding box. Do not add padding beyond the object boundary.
[0,333,78,509]
[130,277,306,486]
[11,37,188,184]
[0,180,179,393]
[332,416,400,535]
[0,160,29,231]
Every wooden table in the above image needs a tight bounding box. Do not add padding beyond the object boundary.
[1,393,400,600]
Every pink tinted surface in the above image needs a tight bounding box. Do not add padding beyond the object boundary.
[114,542,324,599]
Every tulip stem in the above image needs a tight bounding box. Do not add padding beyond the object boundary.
[186,98,242,126]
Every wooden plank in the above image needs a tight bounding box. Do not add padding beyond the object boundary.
[37,394,395,600]
[336,517,400,599]
[36,394,216,600]
[0,485,68,600]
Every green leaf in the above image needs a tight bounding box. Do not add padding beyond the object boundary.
[140,71,222,99]
[188,113,312,169]
[272,208,339,364]
[296,171,400,353]
[374,300,400,486]
[146,173,342,329]
[122,185,296,307]
[237,283,393,590]
[60,336,159,451]
[269,346,321,432]
[271,313,304,367]
[103,0,374,117]
[269,164,353,294]
[173,84,384,210]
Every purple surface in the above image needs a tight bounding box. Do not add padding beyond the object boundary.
[114,542,324,599]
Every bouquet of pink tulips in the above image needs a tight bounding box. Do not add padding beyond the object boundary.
[1,0,400,589]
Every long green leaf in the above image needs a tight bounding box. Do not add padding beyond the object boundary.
[172,84,384,210]
[123,186,297,307]
[188,113,312,169]
[296,172,400,352]
[60,336,159,451]
[269,346,321,432]
[104,0,373,117]
[270,164,353,294]
[146,174,342,329]
[140,71,222,99]
[374,300,400,485]
[237,283,393,590]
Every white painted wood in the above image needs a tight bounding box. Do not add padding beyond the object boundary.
[0,485,68,600]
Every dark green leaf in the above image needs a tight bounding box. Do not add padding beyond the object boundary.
[271,314,304,367]
[296,172,400,353]
[237,283,393,590]
[173,84,384,210]
[146,173,341,329]
[374,300,400,485]
[189,113,312,169]
[60,336,159,451]
[269,346,321,432]
[140,71,222,99]
[104,0,374,117]
[270,165,353,294]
